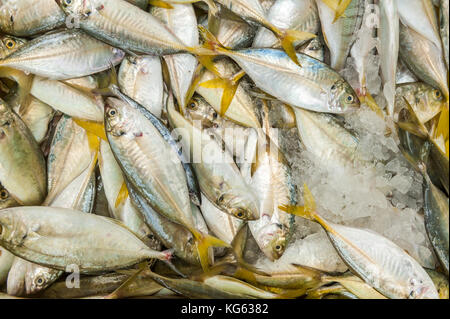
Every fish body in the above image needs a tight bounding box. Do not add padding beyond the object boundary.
[0,206,171,273]
[0,30,125,80]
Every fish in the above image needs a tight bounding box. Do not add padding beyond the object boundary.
[150,3,199,114]
[0,29,125,80]
[395,82,445,125]
[397,0,442,48]
[55,0,207,57]
[200,193,243,245]
[213,0,316,66]
[0,206,173,273]
[196,58,261,128]
[200,27,360,114]
[280,184,439,299]
[247,102,296,261]
[399,23,449,100]
[0,244,14,286]
[322,273,387,299]
[104,93,227,271]
[0,98,47,206]
[99,140,162,250]
[379,0,399,117]
[419,163,449,276]
[167,97,260,221]
[16,96,55,144]
[294,108,362,169]
[315,0,365,71]
[439,0,449,69]
[0,34,27,59]
[0,182,18,210]
[0,0,66,36]
[252,0,320,49]
[118,56,164,119]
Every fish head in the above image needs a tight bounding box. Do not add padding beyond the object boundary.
[0,209,29,248]
[328,79,360,113]
[218,191,260,220]
[0,184,18,210]
[255,223,288,261]
[25,266,60,295]
[185,96,219,128]
[407,276,439,299]
[0,35,27,59]
[56,0,91,16]
[104,97,135,138]
[0,99,18,141]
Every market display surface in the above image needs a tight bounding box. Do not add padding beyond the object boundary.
[0,0,448,299]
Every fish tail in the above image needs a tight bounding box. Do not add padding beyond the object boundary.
[279,183,318,222]
[148,0,174,9]
[191,228,230,272]
[270,25,316,67]
[183,64,206,115]
[397,97,430,138]
[73,119,108,141]
[198,70,245,116]
[105,261,148,299]
[91,61,119,97]
[115,181,129,208]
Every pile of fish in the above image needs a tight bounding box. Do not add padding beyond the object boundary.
[0,0,448,299]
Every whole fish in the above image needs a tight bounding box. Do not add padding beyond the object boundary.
[0,29,125,80]
[379,0,399,117]
[118,56,164,119]
[201,28,360,114]
[280,185,439,299]
[0,206,172,273]
[252,0,320,49]
[0,0,65,36]
[56,0,204,56]
[248,103,296,261]
[151,3,199,114]
[315,0,365,71]
[0,98,47,205]
[167,99,260,221]
[104,94,225,270]
[399,23,448,99]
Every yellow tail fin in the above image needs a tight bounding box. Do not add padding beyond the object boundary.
[115,181,129,208]
[269,26,316,67]
[149,0,173,9]
[191,229,230,272]
[73,119,108,141]
[199,70,245,116]
[279,183,317,221]
[320,0,350,22]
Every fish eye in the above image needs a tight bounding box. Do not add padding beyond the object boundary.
[189,101,197,109]
[0,189,9,200]
[433,90,442,99]
[63,0,73,5]
[4,39,15,49]
[331,84,336,90]
[275,245,282,251]
[346,95,354,103]
[107,109,117,117]
[236,211,244,218]
[212,112,218,119]
[35,276,45,286]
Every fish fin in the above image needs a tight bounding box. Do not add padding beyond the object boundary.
[433,106,449,156]
[183,64,206,115]
[115,182,129,208]
[270,26,316,67]
[73,119,108,141]
[199,70,244,116]
[398,97,430,138]
[92,62,119,96]
[194,26,231,75]
[148,0,174,9]
[192,229,230,272]
[279,184,318,221]
[290,263,327,279]
[332,0,351,23]
[363,92,384,119]
[105,261,148,299]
